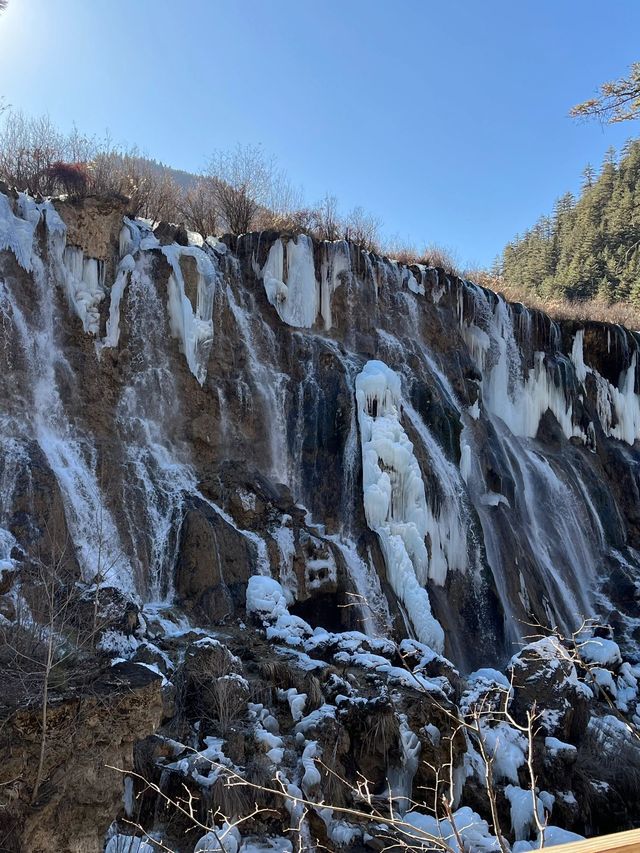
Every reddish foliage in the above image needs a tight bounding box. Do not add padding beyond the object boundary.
[45,161,90,196]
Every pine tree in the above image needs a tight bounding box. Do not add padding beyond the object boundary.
[501,140,640,304]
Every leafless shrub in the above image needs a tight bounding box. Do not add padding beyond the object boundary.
[343,205,382,253]
[420,242,461,276]
[179,176,219,238]
[207,143,277,234]
[255,171,305,232]
[89,149,182,223]
[0,110,67,194]
[310,193,342,241]
[381,235,421,265]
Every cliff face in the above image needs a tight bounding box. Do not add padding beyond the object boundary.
[2,191,640,851]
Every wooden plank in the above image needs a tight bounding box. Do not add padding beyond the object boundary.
[543,828,640,853]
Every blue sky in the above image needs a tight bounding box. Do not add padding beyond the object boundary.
[0,0,638,267]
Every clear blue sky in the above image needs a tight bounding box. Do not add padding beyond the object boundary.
[1,0,638,267]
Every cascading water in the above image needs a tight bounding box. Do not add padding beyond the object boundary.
[0,202,133,592]
[113,254,197,600]
[2,189,640,666]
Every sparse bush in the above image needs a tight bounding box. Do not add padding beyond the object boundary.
[342,205,381,253]
[207,143,276,234]
[311,193,342,241]
[179,176,219,238]
[420,242,461,276]
[380,236,421,265]
[44,161,89,198]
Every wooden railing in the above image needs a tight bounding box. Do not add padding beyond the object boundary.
[544,828,640,852]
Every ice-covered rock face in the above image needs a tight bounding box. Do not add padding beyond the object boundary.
[6,190,640,851]
[2,189,640,668]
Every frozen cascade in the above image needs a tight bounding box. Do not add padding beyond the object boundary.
[161,244,217,385]
[58,247,107,335]
[223,275,290,485]
[402,401,469,584]
[319,240,351,330]
[0,197,134,592]
[460,399,603,641]
[114,255,198,599]
[257,235,318,328]
[355,359,445,652]
[385,715,421,816]
[99,254,136,349]
[571,327,640,445]
[111,247,271,596]
[459,282,584,441]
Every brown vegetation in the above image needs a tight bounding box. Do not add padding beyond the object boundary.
[481,275,640,330]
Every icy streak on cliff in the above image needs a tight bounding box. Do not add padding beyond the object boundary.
[258,235,318,328]
[0,195,134,592]
[355,359,445,652]
[115,255,196,599]
[459,283,585,442]
[0,192,39,270]
[161,244,217,385]
[223,274,290,485]
[571,328,640,445]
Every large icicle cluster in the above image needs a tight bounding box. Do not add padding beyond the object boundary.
[256,236,352,330]
[161,244,217,385]
[459,285,585,442]
[571,328,640,445]
[355,359,445,652]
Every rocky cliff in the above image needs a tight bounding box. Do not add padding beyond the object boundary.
[1,190,640,852]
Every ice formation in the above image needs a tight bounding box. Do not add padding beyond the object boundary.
[257,236,318,328]
[355,359,444,652]
[161,244,217,384]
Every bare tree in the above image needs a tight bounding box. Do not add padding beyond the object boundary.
[207,143,276,234]
[311,193,342,241]
[343,205,382,252]
[179,176,219,238]
[0,110,66,194]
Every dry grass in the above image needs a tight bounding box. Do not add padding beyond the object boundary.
[460,269,640,329]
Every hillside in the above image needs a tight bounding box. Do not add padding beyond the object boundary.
[499,139,640,306]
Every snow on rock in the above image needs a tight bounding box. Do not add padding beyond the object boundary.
[481,723,528,784]
[239,839,293,853]
[512,826,585,851]
[578,637,622,667]
[278,687,307,722]
[544,736,577,758]
[194,824,241,853]
[404,806,503,851]
[245,576,313,647]
[355,359,444,653]
[301,740,321,794]
[246,576,288,619]
[105,836,157,853]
